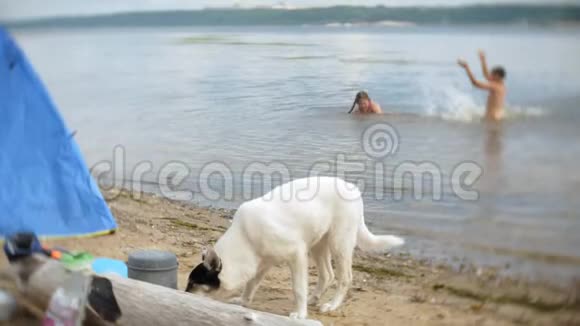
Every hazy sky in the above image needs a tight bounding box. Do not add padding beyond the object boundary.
[1,0,577,20]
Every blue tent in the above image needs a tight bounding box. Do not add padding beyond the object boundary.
[0,28,117,238]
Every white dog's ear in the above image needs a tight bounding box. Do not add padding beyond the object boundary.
[202,246,222,273]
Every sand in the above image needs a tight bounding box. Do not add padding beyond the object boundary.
[7,190,579,326]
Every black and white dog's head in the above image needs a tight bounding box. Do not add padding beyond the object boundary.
[185,247,222,293]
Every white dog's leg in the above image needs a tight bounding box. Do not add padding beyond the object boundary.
[325,249,335,284]
[308,242,334,306]
[241,263,272,305]
[289,251,309,319]
[320,248,353,313]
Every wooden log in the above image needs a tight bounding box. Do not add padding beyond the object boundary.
[19,257,322,326]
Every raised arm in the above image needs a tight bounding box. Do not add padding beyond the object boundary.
[479,50,491,81]
[458,59,493,90]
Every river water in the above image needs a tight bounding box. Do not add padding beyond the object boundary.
[11,25,580,285]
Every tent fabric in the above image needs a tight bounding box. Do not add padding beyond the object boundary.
[0,27,117,238]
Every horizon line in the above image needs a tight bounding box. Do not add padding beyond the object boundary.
[3,3,579,24]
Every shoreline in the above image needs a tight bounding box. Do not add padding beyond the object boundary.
[110,184,580,288]
[6,189,578,325]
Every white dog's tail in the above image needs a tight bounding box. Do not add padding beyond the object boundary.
[356,216,404,252]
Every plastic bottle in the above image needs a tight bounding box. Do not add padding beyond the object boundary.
[42,271,90,326]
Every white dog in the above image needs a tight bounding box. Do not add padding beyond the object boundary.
[185,176,404,319]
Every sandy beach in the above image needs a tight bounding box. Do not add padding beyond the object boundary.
[2,189,575,326]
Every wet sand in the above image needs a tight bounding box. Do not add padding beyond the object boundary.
[6,189,579,326]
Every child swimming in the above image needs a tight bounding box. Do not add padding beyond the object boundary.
[348,91,383,114]
[458,50,507,121]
